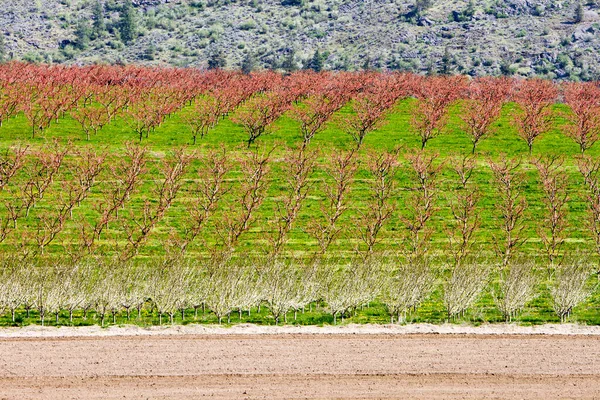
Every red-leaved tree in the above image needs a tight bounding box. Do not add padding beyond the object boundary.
[561,82,600,154]
[460,77,513,153]
[410,75,468,149]
[511,79,557,154]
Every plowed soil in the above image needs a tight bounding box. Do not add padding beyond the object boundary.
[1,334,599,399]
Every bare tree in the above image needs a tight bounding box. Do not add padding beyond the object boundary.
[268,147,316,257]
[401,150,442,260]
[488,155,527,266]
[78,143,147,253]
[318,259,383,324]
[215,146,273,251]
[493,260,538,322]
[443,260,490,320]
[532,156,569,264]
[355,149,399,256]
[550,257,596,323]
[446,155,480,266]
[260,259,309,325]
[148,257,192,325]
[176,146,232,253]
[306,149,357,255]
[380,256,436,323]
[121,149,192,259]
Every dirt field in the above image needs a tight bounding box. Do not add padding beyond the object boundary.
[1,331,600,399]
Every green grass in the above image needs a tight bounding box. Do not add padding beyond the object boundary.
[0,98,599,327]
[0,99,594,259]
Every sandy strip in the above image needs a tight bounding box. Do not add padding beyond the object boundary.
[1,333,599,399]
[1,322,600,338]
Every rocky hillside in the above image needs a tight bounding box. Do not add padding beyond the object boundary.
[1,0,600,79]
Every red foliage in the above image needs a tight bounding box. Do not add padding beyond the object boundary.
[561,82,600,154]
[410,75,468,149]
[231,92,291,147]
[511,79,558,154]
[460,77,514,153]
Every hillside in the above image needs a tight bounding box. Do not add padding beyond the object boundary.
[1,0,600,79]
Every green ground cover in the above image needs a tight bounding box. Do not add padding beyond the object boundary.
[0,98,599,327]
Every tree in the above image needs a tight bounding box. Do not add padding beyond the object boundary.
[181,96,220,144]
[261,260,312,325]
[281,49,298,73]
[410,75,467,149]
[318,260,382,324]
[231,93,289,147]
[447,155,480,266]
[550,257,595,323]
[306,50,324,72]
[337,77,401,149]
[119,0,137,44]
[561,82,600,154]
[74,19,91,50]
[440,47,453,75]
[306,149,357,255]
[267,147,316,257]
[488,156,527,266]
[143,44,156,61]
[291,94,344,148]
[215,146,273,250]
[175,147,231,253]
[355,149,399,255]
[241,53,256,75]
[493,260,538,322]
[402,150,443,259]
[149,258,191,325]
[0,34,6,63]
[208,50,227,70]
[577,156,600,273]
[532,156,569,264]
[460,77,513,153]
[575,2,584,23]
[92,0,105,39]
[380,258,435,323]
[443,261,489,320]
[511,79,557,154]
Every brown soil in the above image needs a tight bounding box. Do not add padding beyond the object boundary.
[1,334,599,399]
